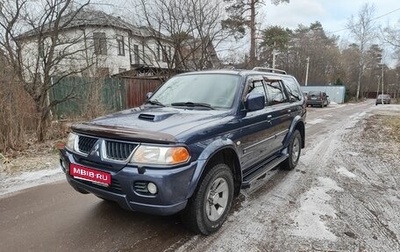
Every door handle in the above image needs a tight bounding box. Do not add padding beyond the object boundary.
[266,115,272,124]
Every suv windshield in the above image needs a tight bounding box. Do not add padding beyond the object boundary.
[149,74,240,109]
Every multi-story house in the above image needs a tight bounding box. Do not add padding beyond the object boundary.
[18,9,175,78]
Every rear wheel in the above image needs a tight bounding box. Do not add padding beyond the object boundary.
[181,163,234,235]
[281,130,302,170]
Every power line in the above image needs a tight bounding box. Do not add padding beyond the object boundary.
[326,7,400,35]
[372,7,400,21]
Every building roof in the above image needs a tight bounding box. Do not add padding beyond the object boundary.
[19,9,147,38]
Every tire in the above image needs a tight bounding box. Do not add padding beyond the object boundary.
[281,130,302,170]
[181,163,234,235]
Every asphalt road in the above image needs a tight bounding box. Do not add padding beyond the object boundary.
[0,100,377,252]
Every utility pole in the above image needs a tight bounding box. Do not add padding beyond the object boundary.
[272,42,278,69]
[381,63,384,104]
[305,57,310,86]
[376,75,380,97]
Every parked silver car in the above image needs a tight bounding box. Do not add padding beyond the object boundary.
[306,91,329,108]
[376,94,391,105]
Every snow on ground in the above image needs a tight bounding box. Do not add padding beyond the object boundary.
[0,166,64,198]
[336,166,357,178]
[305,118,326,125]
[290,177,343,241]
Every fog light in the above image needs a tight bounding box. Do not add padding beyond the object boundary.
[147,182,158,194]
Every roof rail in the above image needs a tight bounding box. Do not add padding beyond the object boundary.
[252,67,287,75]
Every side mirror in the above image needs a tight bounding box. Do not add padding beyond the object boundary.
[146,92,153,99]
[246,93,265,111]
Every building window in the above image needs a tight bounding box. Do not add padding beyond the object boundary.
[93,32,107,55]
[156,45,160,61]
[117,35,125,56]
[133,44,140,64]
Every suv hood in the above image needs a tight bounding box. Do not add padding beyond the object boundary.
[72,106,232,143]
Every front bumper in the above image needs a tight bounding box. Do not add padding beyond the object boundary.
[59,149,197,216]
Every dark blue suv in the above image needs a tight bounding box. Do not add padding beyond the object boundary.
[59,68,306,235]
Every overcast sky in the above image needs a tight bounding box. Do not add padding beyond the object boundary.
[94,0,400,65]
[261,0,400,66]
[263,0,400,42]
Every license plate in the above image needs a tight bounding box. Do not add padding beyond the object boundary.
[69,163,111,186]
[311,97,317,100]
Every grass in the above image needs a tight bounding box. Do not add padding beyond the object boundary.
[383,116,400,143]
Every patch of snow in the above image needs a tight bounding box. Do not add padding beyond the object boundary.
[290,177,343,241]
[347,151,360,157]
[0,167,64,198]
[306,118,326,125]
[336,166,357,178]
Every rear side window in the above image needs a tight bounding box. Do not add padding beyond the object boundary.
[282,76,302,101]
[265,80,288,105]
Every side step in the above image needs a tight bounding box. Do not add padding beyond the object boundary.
[241,154,289,189]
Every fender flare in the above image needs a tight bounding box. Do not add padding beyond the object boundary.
[186,138,240,198]
[283,115,305,148]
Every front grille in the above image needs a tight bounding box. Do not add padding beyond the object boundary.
[105,141,137,161]
[78,136,98,154]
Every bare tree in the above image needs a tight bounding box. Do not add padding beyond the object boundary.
[0,48,33,153]
[134,0,228,72]
[346,3,377,101]
[382,22,400,67]
[0,0,91,142]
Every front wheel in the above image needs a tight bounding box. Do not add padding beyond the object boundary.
[281,130,302,170]
[181,163,234,235]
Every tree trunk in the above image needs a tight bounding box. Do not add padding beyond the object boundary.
[356,71,361,102]
[34,93,50,142]
[249,0,256,68]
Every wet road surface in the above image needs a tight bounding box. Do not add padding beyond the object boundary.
[0,100,377,251]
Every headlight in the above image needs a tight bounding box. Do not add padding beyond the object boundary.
[66,132,78,151]
[130,145,190,165]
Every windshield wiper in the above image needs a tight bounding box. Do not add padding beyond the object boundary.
[171,102,214,110]
[146,99,165,107]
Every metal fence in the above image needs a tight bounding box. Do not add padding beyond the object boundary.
[50,76,163,118]
[50,76,125,118]
[300,85,346,104]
